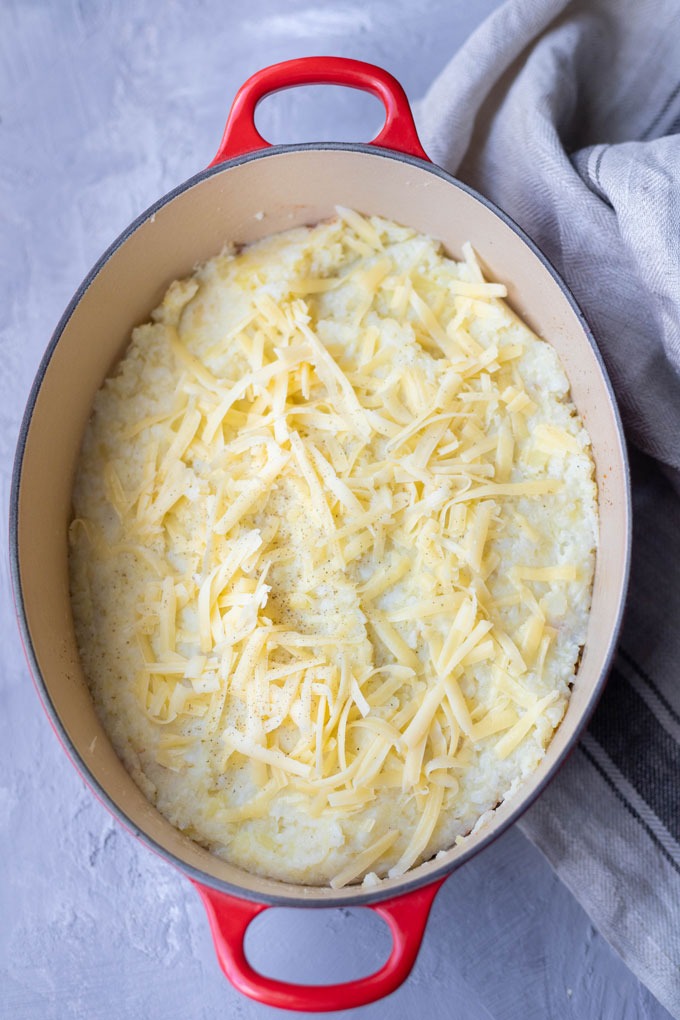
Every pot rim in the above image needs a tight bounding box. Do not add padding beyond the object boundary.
[10,140,632,906]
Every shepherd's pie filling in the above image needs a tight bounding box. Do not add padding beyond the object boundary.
[69,210,597,887]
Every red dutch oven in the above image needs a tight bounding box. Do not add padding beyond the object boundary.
[10,57,631,1012]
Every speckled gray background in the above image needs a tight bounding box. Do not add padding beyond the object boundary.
[0,2,672,1018]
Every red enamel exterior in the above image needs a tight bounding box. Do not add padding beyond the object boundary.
[193,877,446,1012]
[209,56,430,165]
[11,52,630,1017]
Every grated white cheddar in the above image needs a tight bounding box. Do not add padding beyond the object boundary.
[69,210,597,887]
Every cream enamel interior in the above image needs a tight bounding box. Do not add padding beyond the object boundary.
[15,146,630,904]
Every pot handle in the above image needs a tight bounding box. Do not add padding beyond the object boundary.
[209,56,430,166]
[193,876,445,1012]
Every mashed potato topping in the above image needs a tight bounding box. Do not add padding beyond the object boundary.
[69,209,597,887]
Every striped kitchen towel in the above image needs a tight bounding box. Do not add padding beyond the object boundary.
[418,0,680,1014]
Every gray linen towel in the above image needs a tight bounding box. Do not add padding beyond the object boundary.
[418,0,680,1013]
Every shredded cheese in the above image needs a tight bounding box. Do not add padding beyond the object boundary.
[70,208,597,889]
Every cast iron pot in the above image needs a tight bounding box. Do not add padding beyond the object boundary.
[10,57,631,1012]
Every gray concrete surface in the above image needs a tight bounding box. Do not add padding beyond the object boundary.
[0,1,672,1017]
